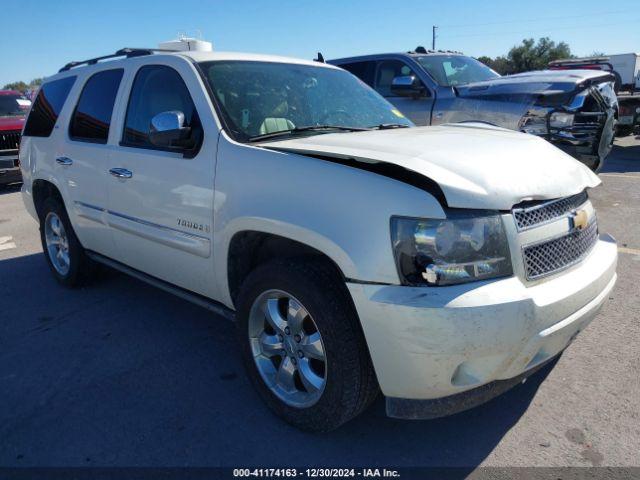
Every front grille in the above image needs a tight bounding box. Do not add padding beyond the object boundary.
[523,220,598,280]
[513,191,588,230]
[0,130,21,151]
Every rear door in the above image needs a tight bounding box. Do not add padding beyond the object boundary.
[60,68,125,258]
[106,57,219,298]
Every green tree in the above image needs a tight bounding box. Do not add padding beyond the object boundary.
[507,37,572,73]
[477,55,514,75]
[3,81,29,92]
[478,38,573,75]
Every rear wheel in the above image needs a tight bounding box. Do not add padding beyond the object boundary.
[236,258,379,431]
[39,196,94,286]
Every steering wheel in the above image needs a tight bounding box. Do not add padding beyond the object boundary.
[318,109,356,125]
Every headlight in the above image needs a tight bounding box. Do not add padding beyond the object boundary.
[391,214,513,286]
[549,112,574,128]
[519,115,547,135]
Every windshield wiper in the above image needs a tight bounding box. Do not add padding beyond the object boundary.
[371,123,410,130]
[248,125,371,142]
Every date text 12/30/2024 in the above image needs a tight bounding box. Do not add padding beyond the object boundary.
[233,469,400,478]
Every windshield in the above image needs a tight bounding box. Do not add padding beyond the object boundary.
[198,61,413,141]
[0,94,31,117]
[416,55,500,87]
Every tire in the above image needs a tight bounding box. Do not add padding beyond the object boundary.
[616,125,634,137]
[236,258,379,432]
[39,196,94,287]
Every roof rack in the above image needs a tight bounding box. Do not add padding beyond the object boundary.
[59,47,178,72]
[408,46,464,55]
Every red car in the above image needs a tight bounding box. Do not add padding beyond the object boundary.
[0,90,30,186]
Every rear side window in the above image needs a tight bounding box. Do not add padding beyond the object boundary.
[122,65,199,150]
[23,76,76,137]
[340,61,376,87]
[69,69,124,143]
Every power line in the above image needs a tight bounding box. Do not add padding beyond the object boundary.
[439,18,640,39]
[440,9,631,29]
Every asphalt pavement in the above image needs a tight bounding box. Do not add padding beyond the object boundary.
[0,137,639,469]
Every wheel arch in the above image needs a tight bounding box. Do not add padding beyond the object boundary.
[224,227,354,309]
[32,178,65,219]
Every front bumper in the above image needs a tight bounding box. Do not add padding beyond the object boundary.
[347,235,617,417]
[0,153,22,185]
[0,167,21,185]
[547,110,615,170]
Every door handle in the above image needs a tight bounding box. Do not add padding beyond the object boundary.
[109,168,133,179]
[55,157,73,166]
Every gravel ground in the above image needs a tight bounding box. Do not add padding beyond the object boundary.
[0,137,638,469]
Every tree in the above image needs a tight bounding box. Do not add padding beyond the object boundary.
[477,37,573,75]
[507,37,572,73]
[477,55,513,75]
[3,78,44,93]
[3,81,29,92]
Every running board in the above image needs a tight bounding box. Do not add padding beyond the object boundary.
[86,251,235,321]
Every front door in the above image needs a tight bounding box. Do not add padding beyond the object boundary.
[106,60,219,298]
[374,60,433,126]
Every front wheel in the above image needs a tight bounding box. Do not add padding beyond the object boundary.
[236,258,379,431]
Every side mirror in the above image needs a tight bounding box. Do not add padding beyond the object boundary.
[149,111,193,149]
[390,75,427,98]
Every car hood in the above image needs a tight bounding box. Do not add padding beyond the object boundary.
[0,115,25,131]
[455,69,615,101]
[260,124,600,210]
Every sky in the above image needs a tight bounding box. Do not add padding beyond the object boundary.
[1,0,639,87]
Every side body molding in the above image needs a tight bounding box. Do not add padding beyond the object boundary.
[73,201,211,258]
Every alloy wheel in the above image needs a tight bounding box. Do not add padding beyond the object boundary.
[44,212,71,276]
[248,290,327,408]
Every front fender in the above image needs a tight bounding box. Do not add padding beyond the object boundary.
[212,133,446,308]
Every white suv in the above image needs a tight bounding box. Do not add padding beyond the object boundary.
[19,43,618,431]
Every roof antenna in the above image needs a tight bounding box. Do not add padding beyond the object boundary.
[314,52,325,63]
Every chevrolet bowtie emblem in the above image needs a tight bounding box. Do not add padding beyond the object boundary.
[571,209,589,231]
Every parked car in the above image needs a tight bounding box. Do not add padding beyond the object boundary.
[20,42,617,431]
[330,47,618,171]
[0,90,30,186]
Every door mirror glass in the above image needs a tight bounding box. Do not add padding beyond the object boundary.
[390,75,426,98]
[148,111,192,149]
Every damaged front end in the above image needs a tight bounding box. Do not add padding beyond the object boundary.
[518,81,617,171]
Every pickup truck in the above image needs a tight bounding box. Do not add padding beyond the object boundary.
[0,90,29,186]
[20,42,617,431]
[331,48,618,171]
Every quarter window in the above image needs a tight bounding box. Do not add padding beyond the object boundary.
[122,65,201,150]
[340,61,376,87]
[69,69,123,143]
[23,76,76,137]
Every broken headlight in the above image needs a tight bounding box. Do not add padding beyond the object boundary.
[519,114,547,135]
[391,215,513,286]
[549,112,574,128]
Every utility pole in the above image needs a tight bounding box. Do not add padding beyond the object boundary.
[432,25,438,50]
